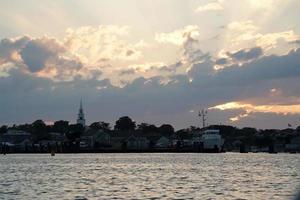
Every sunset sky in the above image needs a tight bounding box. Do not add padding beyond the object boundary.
[0,0,300,129]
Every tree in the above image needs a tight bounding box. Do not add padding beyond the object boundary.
[159,124,174,136]
[296,126,300,133]
[16,123,31,132]
[53,120,69,133]
[90,121,111,131]
[31,120,49,141]
[114,116,136,131]
[176,129,189,140]
[67,124,84,142]
[0,125,7,135]
[137,123,158,133]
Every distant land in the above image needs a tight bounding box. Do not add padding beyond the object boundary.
[1,116,299,154]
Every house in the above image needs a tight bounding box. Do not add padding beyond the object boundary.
[154,136,170,149]
[285,136,300,152]
[49,132,67,143]
[0,129,32,145]
[125,135,149,150]
[94,131,111,148]
[81,130,111,149]
[0,130,33,152]
[110,136,126,150]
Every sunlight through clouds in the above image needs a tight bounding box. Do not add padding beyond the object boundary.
[210,101,300,122]
[0,0,299,128]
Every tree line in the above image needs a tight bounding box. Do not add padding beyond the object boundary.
[0,116,299,149]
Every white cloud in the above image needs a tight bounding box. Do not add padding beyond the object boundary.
[221,20,300,55]
[65,25,142,64]
[155,25,200,46]
[195,0,224,12]
[210,101,300,122]
[256,30,300,50]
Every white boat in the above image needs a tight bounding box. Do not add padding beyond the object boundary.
[201,129,224,151]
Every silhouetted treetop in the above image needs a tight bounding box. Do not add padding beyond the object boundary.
[114,116,136,131]
[137,123,158,133]
[90,121,111,131]
[159,124,174,136]
[53,120,69,133]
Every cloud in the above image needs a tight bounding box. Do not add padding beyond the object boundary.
[226,47,263,62]
[209,101,300,122]
[65,25,142,64]
[20,37,66,72]
[256,30,300,50]
[119,68,136,76]
[1,47,300,128]
[155,25,200,46]
[224,21,300,53]
[215,47,263,69]
[289,39,300,45]
[0,36,30,64]
[245,0,283,10]
[0,22,300,129]
[210,101,300,114]
[215,58,228,65]
[0,35,85,81]
[195,1,224,12]
[0,25,148,84]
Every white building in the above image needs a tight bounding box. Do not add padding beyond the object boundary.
[201,129,224,150]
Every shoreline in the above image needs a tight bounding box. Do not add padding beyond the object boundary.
[2,151,299,154]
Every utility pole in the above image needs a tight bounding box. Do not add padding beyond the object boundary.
[198,109,207,128]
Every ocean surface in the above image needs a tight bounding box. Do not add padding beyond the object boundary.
[0,153,299,200]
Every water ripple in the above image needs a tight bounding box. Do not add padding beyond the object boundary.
[0,153,299,199]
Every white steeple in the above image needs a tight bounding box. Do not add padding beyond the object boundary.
[77,98,86,126]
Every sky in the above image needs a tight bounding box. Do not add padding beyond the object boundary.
[0,0,300,129]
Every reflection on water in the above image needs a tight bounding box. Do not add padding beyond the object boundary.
[0,153,299,199]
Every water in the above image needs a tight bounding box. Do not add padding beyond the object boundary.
[0,153,299,200]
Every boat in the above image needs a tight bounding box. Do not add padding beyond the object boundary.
[200,129,224,152]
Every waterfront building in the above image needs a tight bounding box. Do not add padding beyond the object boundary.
[0,129,32,144]
[200,129,224,151]
[81,130,111,149]
[125,135,149,150]
[154,136,170,149]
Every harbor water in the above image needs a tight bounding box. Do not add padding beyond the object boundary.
[0,153,299,199]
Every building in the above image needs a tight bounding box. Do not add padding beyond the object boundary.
[201,129,224,150]
[77,99,86,127]
[0,129,32,144]
[154,136,170,149]
[81,130,111,149]
[0,129,32,152]
[285,136,300,152]
[125,135,149,150]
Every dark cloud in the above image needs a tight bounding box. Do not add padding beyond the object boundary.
[215,58,228,65]
[126,49,135,56]
[20,37,65,72]
[0,36,30,64]
[0,36,84,81]
[213,48,300,86]
[155,61,182,73]
[226,47,263,62]
[119,68,136,76]
[182,32,209,64]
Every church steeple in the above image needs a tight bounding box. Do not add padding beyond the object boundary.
[77,98,86,127]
